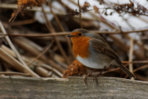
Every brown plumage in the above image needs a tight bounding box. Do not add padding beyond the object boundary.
[68,28,135,78]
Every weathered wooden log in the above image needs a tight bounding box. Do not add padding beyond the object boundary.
[0,76,148,99]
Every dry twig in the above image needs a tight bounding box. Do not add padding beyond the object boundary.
[0,29,148,38]
[41,5,70,64]
[0,22,39,77]
[129,38,134,80]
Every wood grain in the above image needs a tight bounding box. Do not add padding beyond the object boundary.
[0,77,148,99]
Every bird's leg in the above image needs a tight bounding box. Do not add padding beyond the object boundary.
[83,69,105,86]
[92,74,98,86]
[83,73,92,86]
[83,74,88,86]
[83,70,98,85]
[83,72,99,86]
[90,71,104,86]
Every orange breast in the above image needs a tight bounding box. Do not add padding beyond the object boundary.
[72,36,90,58]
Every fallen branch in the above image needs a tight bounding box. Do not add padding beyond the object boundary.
[0,29,148,38]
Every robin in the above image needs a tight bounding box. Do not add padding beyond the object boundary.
[68,28,135,78]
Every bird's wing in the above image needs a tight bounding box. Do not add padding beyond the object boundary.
[90,33,107,43]
[90,38,121,64]
[90,38,135,78]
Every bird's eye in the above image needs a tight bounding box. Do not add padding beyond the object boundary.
[78,33,82,36]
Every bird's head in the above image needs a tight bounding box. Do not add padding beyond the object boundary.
[68,28,106,43]
[68,28,93,38]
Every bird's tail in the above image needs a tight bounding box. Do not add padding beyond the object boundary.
[119,64,136,78]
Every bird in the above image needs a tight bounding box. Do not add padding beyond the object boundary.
[68,28,135,78]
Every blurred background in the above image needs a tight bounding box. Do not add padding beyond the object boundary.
[0,0,148,80]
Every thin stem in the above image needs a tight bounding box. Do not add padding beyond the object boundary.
[0,29,148,37]
[129,38,134,80]
[0,22,39,77]
[41,5,70,64]
[78,0,82,28]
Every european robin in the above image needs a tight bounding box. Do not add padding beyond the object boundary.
[68,28,135,78]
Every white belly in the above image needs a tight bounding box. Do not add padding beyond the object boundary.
[76,54,113,69]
